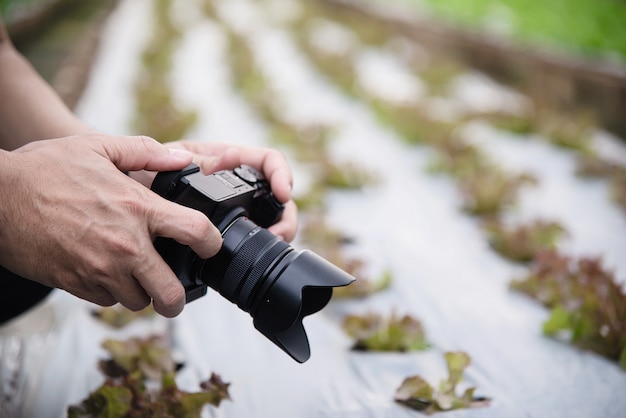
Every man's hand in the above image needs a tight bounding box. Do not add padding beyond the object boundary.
[0,133,223,317]
[131,140,298,242]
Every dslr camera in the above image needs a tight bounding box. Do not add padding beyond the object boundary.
[152,164,354,363]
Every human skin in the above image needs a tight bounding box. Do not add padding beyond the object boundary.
[0,17,297,318]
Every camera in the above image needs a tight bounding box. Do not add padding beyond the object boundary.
[151,163,354,363]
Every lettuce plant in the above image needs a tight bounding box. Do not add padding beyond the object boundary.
[459,169,536,217]
[91,306,155,329]
[511,251,626,369]
[484,219,566,263]
[342,312,429,352]
[68,335,231,417]
[395,351,490,414]
[98,335,176,381]
[332,270,392,299]
[576,155,626,215]
[67,372,230,418]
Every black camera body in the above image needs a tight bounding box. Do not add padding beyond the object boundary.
[152,163,285,302]
[152,164,354,363]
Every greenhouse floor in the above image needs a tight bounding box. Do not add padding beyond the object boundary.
[1,0,625,417]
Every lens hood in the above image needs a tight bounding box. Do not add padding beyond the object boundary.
[252,250,355,363]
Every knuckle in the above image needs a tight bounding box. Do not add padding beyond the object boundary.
[110,231,142,259]
[180,211,213,243]
[134,135,158,147]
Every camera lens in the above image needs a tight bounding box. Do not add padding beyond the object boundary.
[202,217,291,311]
[200,216,354,363]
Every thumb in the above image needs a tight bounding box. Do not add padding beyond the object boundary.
[101,135,193,172]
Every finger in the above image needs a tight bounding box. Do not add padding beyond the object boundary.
[212,146,294,203]
[165,141,294,203]
[131,246,186,318]
[147,196,223,259]
[267,200,298,242]
[103,277,152,312]
[100,135,194,173]
[188,153,222,176]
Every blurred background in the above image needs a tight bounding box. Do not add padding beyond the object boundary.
[1,0,626,417]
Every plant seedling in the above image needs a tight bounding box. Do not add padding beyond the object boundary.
[511,250,626,369]
[484,219,566,263]
[342,311,429,352]
[395,351,490,414]
[91,305,156,329]
[67,372,231,418]
[459,169,536,217]
[98,335,177,381]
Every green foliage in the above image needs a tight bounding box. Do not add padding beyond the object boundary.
[540,114,594,154]
[483,112,536,135]
[333,270,392,299]
[133,0,197,142]
[484,219,566,263]
[91,305,156,329]
[402,0,626,63]
[576,154,626,216]
[67,372,230,418]
[511,251,626,368]
[67,383,132,418]
[459,168,536,217]
[394,351,490,414]
[428,135,491,178]
[343,312,429,352]
[69,335,230,417]
[371,100,453,145]
[98,335,176,381]
[0,0,9,16]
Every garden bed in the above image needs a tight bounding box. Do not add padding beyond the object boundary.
[1,0,625,417]
[321,0,626,140]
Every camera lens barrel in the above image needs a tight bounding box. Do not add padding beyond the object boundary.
[209,217,291,312]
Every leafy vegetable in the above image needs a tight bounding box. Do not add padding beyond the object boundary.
[67,372,230,418]
[511,250,626,368]
[459,168,536,216]
[98,335,176,381]
[484,112,535,135]
[429,135,490,178]
[91,305,155,329]
[342,312,429,352]
[541,116,594,154]
[484,219,566,263]
[395,351,490,414]
[69,335,231,417]
[332,270,392,299]
[576,155,626,216]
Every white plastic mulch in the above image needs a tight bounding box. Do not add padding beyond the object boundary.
[6,0,626,417]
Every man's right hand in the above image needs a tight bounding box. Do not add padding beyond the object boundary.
[0,133,223,317]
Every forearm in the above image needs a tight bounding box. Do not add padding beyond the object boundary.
[0,19,89,151]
